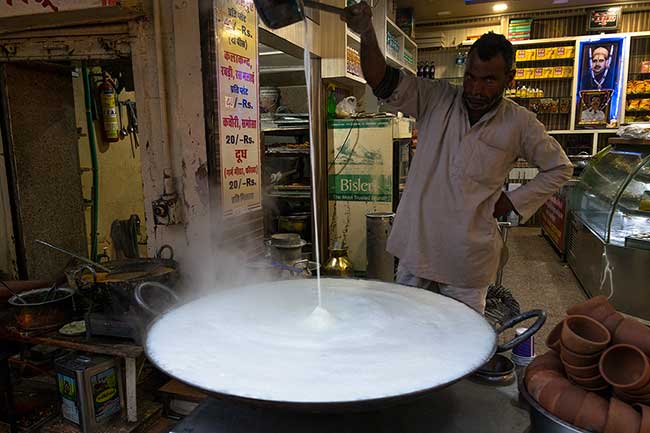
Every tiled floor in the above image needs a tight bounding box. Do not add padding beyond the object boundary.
[501,226,587,351]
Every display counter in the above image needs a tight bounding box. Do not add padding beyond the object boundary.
[567,138,650,321]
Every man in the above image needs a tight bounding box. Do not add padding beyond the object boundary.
[580,95,606,123]
[582,46,615,90]
[343,3,572,313]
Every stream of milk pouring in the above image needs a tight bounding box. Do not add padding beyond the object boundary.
[304,19,323,308]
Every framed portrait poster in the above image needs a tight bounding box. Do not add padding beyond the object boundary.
[577,90,612,127]
[575,37,626,129]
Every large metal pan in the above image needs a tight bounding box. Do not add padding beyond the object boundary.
[136,278,545,412]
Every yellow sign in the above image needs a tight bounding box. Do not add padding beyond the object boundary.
[216,0,262,217]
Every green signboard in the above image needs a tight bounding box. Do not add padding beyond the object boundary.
[328,174,392,202]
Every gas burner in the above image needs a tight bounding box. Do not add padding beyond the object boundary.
[169,380,530,433]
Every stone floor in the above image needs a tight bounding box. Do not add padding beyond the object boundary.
[501,226,587,352]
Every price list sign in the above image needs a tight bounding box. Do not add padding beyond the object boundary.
[216,0,262,217]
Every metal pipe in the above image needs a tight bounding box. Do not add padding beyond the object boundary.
[82,64,100,262]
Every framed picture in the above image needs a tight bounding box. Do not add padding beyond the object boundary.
[588,8,622,33]
[577,90,612,127]
[575,36,625,128]
[578,40,622,92]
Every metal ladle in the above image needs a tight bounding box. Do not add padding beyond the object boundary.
[118,99,128,140]
[35,240,111,273]
[0,280,27,304]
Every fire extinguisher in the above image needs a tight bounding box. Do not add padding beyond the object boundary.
[98,72,119,142]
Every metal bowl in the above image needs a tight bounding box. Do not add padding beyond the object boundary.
[518,377,590,433]
[8,287,75,331]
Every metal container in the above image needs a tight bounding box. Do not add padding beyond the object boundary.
[323,244,354,277]
[8,287,75,331]
[366,212,395,282]
[55,353,124,433]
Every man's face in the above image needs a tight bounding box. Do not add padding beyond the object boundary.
[592,54,607,74]
[591,97,601,110]
[463,50,514,113]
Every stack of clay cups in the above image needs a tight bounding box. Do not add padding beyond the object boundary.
[560,315,611,393]
[601,344,650,406]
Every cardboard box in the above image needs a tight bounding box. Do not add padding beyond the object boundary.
[516,69,526,80]
[541,67,553,78]
[516,49,528,62]
[553,66,564,78]
[536,48,549,60]
[564,66,574,78]
[534,67,544,79]
[556,46,574,59]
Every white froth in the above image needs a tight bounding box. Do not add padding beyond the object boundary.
[146,278,496,403]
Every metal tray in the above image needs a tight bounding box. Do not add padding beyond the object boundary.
[518,380,590,433]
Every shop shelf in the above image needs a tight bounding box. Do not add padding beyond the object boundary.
[515,77,573,81]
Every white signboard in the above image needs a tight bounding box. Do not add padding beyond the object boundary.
[216,0,262,217]
[0,0,118,18]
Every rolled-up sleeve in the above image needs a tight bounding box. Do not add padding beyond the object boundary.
[380,71,455,120]
[506,113,573,222]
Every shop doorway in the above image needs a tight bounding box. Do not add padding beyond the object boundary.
[0,59,147,280]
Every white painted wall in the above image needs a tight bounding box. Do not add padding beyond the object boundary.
[129,0,212,263]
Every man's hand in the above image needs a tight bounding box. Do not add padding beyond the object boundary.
[493,192,516,219]
[341,2,373,36]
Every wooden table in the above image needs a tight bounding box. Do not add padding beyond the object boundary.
[0,325,144,423]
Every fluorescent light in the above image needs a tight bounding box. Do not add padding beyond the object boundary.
[608,7,621,12]
[493,3,508,12]
[437,10,451,15]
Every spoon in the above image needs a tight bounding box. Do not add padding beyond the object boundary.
[0,280,27,304]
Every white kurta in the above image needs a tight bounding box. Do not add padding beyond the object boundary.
[383,74,573,288]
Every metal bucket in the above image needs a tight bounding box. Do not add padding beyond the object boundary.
[366,212,395,282]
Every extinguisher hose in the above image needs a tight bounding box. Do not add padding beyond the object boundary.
[82,64,100,262]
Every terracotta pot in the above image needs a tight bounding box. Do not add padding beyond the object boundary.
[627,379,650,396]
[527,369,563,402]
[525,351,564,382]
[567,296,611,318]
[546,321,563,353]
[563,362,600,379]
[538,377,573,413]
[552,382,588,425]
[615,388,641,405]
[574,392,609,433]
[569,373,607,389]
[615,319,650,357]
[604,398,642,433]
[617,388,650,405]
[634,404,650,433]
[561,344,602,367]
[600,344,650,391]
[562,315,611,355]
[602,311,625,336]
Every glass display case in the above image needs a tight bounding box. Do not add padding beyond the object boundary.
[572,142,650,245]
[567,138,650,321]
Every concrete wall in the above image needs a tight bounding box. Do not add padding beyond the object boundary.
[0,124,17,279]
[129,0,211,263]
[72,71,148,259]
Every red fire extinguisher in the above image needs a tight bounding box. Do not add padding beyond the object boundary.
[98,73,119,142]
